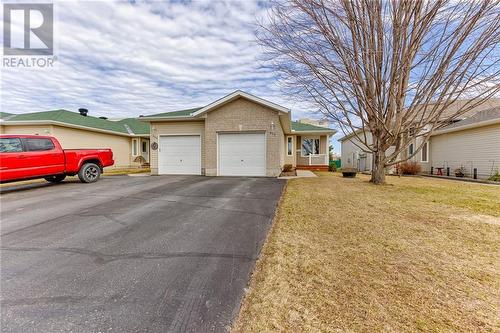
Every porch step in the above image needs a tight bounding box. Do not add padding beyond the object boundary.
[296,165,329,171]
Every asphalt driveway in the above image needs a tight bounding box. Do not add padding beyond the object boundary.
[0,175,285,333]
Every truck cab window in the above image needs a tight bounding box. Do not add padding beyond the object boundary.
[0,138,23,153]
[24,138,55,151]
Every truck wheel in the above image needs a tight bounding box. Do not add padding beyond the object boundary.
[45,174,66,183]
[78,163,101,183]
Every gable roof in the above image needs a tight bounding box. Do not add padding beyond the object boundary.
[138,90,335,134]
[339,105,500,141]
[432,106,500,135]
[2,109,150,136]
[139,107,202,119]
[191,90,290,117]
[140,91,290,121]
[291,121,331,132]
[338,129,364,142]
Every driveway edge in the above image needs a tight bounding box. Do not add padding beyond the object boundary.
[230,179,289,332]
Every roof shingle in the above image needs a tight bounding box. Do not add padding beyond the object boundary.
[438,106,500,131]
[3,110,150,136]
[140,107,202,118]
[291,121,331,132]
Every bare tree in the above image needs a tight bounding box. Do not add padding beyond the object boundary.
[258,0,500,184]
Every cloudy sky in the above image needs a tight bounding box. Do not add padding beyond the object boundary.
[1,0,341,150]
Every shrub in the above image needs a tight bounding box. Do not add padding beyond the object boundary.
[328,163,337,172]
[283,164,293,172]
[398,161,421,175]
[488,171,500,182]
[454,166,466,177]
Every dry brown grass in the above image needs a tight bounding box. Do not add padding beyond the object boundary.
[233,173,500,333]
[103,167,150,175]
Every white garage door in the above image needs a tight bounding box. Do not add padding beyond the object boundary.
[218,133,266,176]
[158,135,201,175]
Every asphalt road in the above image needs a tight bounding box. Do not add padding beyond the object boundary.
[0,175,285,333]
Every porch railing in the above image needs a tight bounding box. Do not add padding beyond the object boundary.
[307,154,328,165]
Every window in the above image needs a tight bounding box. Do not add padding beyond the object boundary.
[287,136,293,156]
[24,138,54,151]
[302,137,320,156]
[0,138,23,153]
[142,141,147,153]
[132,139,138,156]
[408,143,414,156]
[421,142,428,162]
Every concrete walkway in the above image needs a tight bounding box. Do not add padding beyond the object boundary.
[278,170,318,179]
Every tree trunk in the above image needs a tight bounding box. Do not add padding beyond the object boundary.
[370,151,386,184]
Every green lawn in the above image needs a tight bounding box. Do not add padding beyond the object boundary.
[234,173,500,333]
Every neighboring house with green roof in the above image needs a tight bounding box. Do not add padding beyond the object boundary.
[139,90,336,176]
[1,109,150,168]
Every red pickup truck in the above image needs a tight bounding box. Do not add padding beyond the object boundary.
[0,135,114,184]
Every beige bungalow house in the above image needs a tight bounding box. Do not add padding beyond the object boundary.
[0,109,150,168]
[339,99,500,179]
[140,90,336,177]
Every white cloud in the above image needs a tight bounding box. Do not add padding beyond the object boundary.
[1,0,338,146]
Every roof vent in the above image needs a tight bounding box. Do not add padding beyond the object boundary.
[78,108,88,116]
[99,116,108,120]
[123,124,134,135]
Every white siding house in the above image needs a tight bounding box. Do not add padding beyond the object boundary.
[339,103,500,179]
[428,108,500,178]
[339,131,373,171]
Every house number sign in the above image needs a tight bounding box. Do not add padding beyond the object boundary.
[151,142,158,150]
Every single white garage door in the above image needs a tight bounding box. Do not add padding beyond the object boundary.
[218,133,266,176]
[158,135,201,175]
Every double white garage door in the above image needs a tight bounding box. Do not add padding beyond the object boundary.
[158,133,266,176]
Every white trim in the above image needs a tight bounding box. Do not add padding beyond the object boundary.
[338,117,500,140]
[216,132,219,176]
[157,134,202,175]
[300,135,321,157]
[138,116,202,122]
[286,136,293,156]
[141,138,150,162]
[2,120,148,137]
[325,134,329,164]
[292,129,336,135]
[338,129,364,142]
[132,138,139,156]
[421,141,429,162]
[157,133,202,137]
[408,143,414,156]
[192,90,290,117]
[217,131,267,176]
[432,117,500,136]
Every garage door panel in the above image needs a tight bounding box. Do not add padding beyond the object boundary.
[219,133,266,176]
[159,136,201,175]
